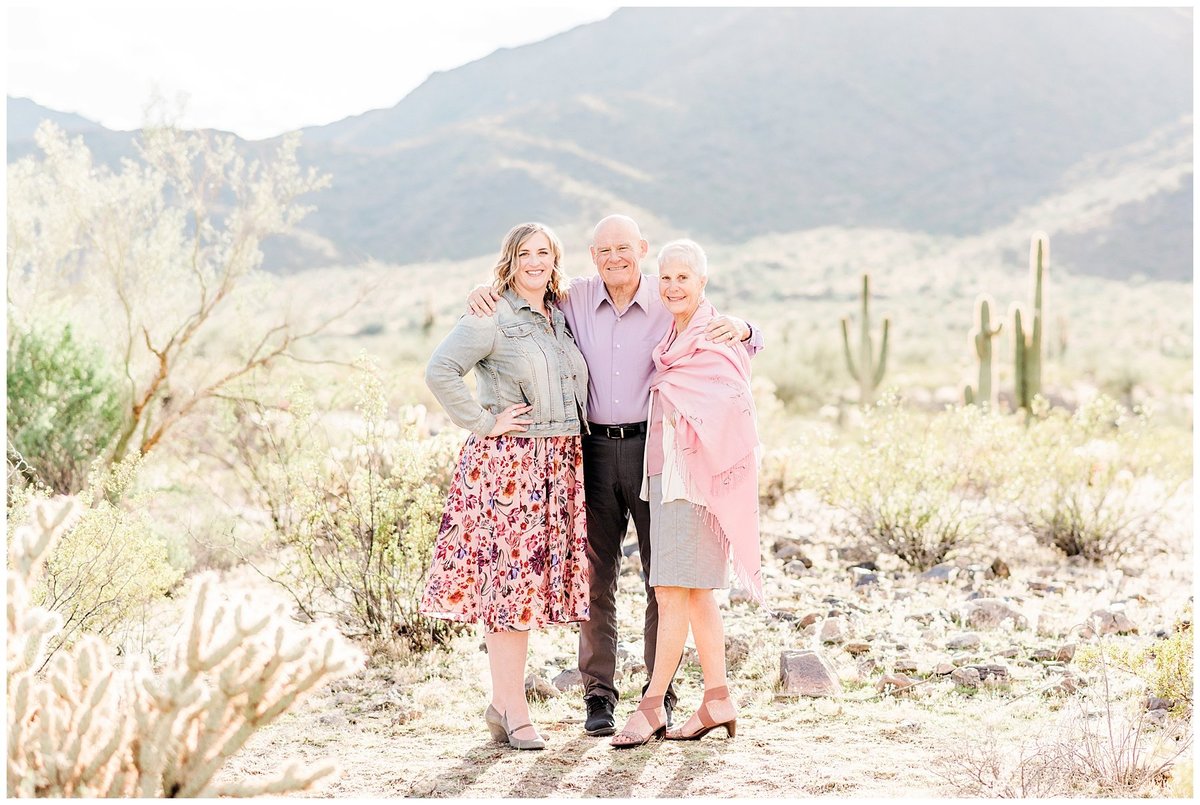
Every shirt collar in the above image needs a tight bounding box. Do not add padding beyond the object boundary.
[594,272,654,313]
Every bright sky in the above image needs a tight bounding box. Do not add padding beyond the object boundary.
[6,0,619,140]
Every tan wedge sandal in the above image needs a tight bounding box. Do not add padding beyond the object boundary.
[666,685,737,740]
[610,694,667,749]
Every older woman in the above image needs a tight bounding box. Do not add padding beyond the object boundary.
[422,222,590,750]
[611,238,762,748]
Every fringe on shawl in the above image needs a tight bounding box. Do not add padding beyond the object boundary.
[668,439,765,605]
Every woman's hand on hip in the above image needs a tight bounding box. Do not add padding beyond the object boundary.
[488,403,533,436]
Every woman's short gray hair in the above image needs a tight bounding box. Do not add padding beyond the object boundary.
[656,238,708,276]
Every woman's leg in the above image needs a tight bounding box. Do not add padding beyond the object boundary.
[484,629,539,739]
[611,585,689,744]
[671,589,737,735]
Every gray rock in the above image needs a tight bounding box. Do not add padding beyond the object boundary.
[780,649,843,697]
[726,635,752,670]
[1146,696,1175,712]
[1146,709,1169,727]
[1028,581,1064,595]
[967,663,1010,682]
[920,564,958,583]
[961,598,1028,630]
[945,633,982,651]
[552,668,584,692]
[525,673,560,701]
[775,542,812,564]
[854,571,880,588]
[997,647,1020,659]
[934,662,955,676]
[784,560,811,577]
[318,712,349,728]
[729,586,756,604]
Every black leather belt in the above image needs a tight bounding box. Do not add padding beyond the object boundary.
[590,421,647,439]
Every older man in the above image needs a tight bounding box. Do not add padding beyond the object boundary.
[468,214,762,736]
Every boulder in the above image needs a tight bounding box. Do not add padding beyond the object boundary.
[780,649,843,697]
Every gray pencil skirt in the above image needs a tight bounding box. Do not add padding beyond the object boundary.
[647,474,730,589]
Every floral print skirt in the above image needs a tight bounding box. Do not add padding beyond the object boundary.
[419,433,589,632]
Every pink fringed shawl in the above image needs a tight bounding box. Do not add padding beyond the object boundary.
[651,300,763,603]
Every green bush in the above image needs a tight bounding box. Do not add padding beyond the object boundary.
[796,396,999,570]
[7,455,182,664]
[232,356,464,654]
[1005,396,1184,561]
[6,322,125,494]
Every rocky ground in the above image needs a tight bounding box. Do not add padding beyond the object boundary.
[215,489,1194,798]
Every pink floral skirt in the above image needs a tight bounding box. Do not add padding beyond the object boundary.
[419,433,589,632]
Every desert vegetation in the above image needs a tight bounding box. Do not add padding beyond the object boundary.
[6,120,1192,798]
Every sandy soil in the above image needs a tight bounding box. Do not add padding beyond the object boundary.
[210,489,1193,798]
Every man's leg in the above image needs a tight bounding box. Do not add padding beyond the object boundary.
[620,435,678,711]
[578,433,626,710]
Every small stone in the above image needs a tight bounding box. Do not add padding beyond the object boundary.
[1146,709,1169,727]
[784,560,811,577]
[961,598,1028,630]
[950,667,981,688]
[552,668,584,692]
[934,663,955,676]
[1055,644,1077,663]
[968,663,1010,682]
[857,658,878,677]
[799,612,823,629]
[820,617,849,644]
[850,561,879,572]
[998,647,1020,659]
[780,649,843,697]
[318,712,349,728]
[1086,609,1138,637]
[945,633,982,651]
[775,542,812,564]
[844,641,872,656]
[1044,676,1079,696]
[990,557,1011,579]
[920,564,958,583]
[1146,697,1175,712]
[729,587,755,604]
[876,673,917,694]
[525,673,559,701]
[1030,649,1056,662]
[854,571,880,588]
[894,657,919,673]
[1028,581,1063,595]
[725,635,752,670]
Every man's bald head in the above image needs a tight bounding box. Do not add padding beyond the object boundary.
[592,214,643,244]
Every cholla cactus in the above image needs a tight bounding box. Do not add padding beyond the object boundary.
[7,496,364,798]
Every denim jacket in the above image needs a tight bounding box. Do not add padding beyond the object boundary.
[425,289,589,437]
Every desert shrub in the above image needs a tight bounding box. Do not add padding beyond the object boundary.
[231,356,463,653]
[6,321,124,494]
[796,396,997,570]
[1077,607,1193,709]
[1005,395,1184,561]
[7,456,182,665]
[7,496,363,797]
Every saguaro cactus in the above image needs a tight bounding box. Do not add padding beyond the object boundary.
[1011,233,1048,410]
[841,272,890,406]
[964,294,1002,407]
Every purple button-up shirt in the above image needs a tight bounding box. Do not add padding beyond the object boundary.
[559,273,763,426]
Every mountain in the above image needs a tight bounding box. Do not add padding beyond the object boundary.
[7,7,1193,280]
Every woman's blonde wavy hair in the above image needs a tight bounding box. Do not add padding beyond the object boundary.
[493,222,567,305]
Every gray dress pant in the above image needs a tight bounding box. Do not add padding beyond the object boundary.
[577,430,678,708]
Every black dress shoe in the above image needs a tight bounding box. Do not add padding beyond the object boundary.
[665,697,675,729]
[584,695,616,736]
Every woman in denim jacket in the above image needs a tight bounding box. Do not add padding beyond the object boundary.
[421,222,589,750]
